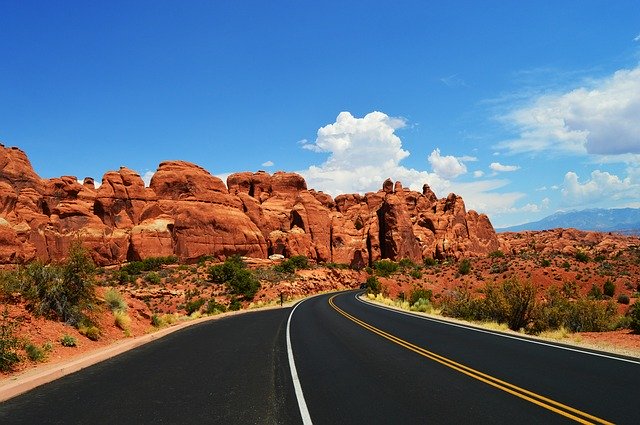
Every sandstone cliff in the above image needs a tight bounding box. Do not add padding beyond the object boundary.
[0,144,500,265]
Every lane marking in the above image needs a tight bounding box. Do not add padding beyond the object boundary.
[330,294,614,425]
[286,299,313,425]
[357,293,640,365]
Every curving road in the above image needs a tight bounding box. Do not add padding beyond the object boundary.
[2,290,638,424]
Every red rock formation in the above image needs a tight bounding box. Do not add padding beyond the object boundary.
[0,144,502,265]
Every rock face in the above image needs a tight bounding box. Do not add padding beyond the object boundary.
[0,143,500,265]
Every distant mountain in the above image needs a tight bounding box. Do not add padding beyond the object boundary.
[497,208,640,235]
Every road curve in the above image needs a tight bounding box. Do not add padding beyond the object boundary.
[2,290,638,424]
[0,308,300,424]
[290,290,639,424]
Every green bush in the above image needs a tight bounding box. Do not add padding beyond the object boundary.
[325,262,350,270]
[228,297,241,311]
[458,259,471,275]
[60,334,77,347]
[25,342,50,362]
[273,255,310,274]
[209,256,260,300]
[120,256,177,276]
[408,288,432,305]
[617,294,630,305]
[185,298,206,315]
[540,258,551,267]
[398,258,416,269]
[104,288,127,313]
[209,255,246,283]
[488,250,505,259]
[587,284,603,300]
[18,245,97,327]
[443,279,537,331]
[0,307,21,371]
[365,276,381,295]
[409,268,422,279]
[373,260,399,277]
[411,298,433,313]
[78,324,100,341]
[603,280,615,297]
[630,303,640,333]
[206,299,227,314]
[565,299,618,332]
[423,257,437,267]
[575,251,589,263]
[145,272,162,285]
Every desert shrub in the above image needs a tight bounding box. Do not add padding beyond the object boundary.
[408,288,432,305]
[104,288,127,313]
[423,257,437,267]
[629,303,640,333]
[561,281,578,299]
[206,300,227,315]
[562,261,571,271]
[594,254,606,263]
[113,310,131,332]
[488,250,505,259]
[398,258,416,269]
[564,299,618,332]
[365,276,381,295]
[209,256,260,300]
[228,297,242,311]
[411,298,433,313]
[540,258,551,267]
[145,272,162,285]
[18,245,97,327]
[274,256,310,274]
[441,289,486,321]
[185,298,206,315]
[409,268,422,279]
[458,259,471,275]
[490,263,508,274]
[482,279,538,331]
[603,280,615,297]
[575,251,589,263]
[587,284,603,300]
[24,342,51,362]
[60,334,77,347]
[0,307,21,371]
[120,256,177,276]
[617,294,630,305]
[151,314,162,327]
[373,260,398,277]
[78,324,100,341]
[209,255,246,283]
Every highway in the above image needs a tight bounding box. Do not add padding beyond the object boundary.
[1,290,638,424]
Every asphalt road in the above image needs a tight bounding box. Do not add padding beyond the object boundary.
[2,290,638,424]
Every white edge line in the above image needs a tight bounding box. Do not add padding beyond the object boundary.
[356,293,640,365]
[287,299,314,425]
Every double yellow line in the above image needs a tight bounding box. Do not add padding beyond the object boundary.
[328,295,613,425]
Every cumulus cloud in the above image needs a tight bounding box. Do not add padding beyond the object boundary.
[490,162,520,172]
[298,111,524,216]
[561,169,639,207]
[635,34,640,42]
[473,170,485,178]
[262,160,274,167]
[497,66,640,156]
[428,149,467,179]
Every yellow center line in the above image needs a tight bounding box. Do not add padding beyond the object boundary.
[328,295,614,425]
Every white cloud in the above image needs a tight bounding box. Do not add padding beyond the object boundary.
[490,162,520,172]
[497,66,640,156]
[561,169,639,207]
[428,148,467,179]
[634,33,640,42]
[458,155,478,162]
[473,170,485,178]
[142,170,155,187]
[298,111,524,216]
[262,160,274,167]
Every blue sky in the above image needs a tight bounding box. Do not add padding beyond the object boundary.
[1,1,639,228]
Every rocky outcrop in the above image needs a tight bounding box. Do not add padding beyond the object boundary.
[0,143,501,265]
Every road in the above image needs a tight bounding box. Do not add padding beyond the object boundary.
[2,290,638,424]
